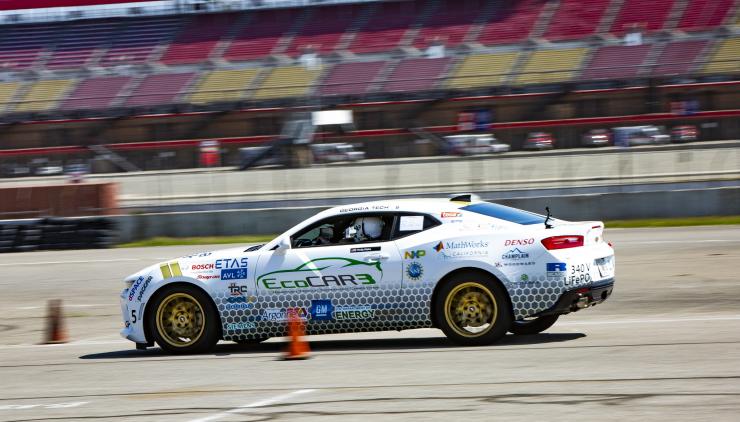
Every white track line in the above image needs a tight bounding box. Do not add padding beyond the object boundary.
[618,239,737,244]
[189,389,315,422]
[560,315,740,326]
[0,259,143,267]
[15,304,116,310]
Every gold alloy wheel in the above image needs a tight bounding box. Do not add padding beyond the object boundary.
[155,292,206,348]
[443,282,498,338]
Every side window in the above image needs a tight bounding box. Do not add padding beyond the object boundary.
[291,213,395,248]
[391,214,440,240]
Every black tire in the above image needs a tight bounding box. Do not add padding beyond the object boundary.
[509,315,560,335]
[434,271,511,346]
[147,285,220,354]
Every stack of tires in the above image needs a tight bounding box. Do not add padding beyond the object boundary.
[0,217,116,253]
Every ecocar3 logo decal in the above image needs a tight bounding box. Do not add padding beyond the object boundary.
[257,257,382,290]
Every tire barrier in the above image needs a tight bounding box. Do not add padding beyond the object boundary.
[0,217,117,253]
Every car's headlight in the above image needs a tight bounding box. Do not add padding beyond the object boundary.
[124,278,136,289]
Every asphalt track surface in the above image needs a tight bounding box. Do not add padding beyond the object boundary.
[1,225,739,421]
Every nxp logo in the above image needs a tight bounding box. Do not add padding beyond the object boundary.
[404,250,426,259]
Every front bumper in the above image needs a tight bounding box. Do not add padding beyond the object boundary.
[539,278,614,316]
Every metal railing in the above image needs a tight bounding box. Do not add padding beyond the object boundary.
[0,0,380,25]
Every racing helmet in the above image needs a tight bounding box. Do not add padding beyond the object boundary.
[344,217,384,242]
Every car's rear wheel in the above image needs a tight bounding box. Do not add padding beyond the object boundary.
[509,315,560,335]
[148,285,219,354]
[435,272,511,346]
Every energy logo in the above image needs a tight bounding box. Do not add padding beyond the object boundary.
[406,262,423,281]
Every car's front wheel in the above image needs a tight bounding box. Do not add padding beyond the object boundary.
[508,315,560,335]
[435,272,511,346]
[148,285,219,354]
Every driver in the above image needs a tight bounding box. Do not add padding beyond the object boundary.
[343,217,384,243]
[313,226,334,245]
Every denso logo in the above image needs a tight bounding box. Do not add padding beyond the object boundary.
[504,238,534,246]
[215,258,248,269]
[191,263,215,270]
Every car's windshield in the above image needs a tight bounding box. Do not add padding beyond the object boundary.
[461,202,546,225]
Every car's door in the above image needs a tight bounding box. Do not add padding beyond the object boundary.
[253,213,402,324]
[391,213,443,289]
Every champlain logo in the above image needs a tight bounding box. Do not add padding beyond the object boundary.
[502,248,530,260]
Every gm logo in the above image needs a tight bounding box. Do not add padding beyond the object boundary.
[404,250,426,259]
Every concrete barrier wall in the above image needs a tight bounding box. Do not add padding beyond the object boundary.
[0,183,118,219]
[112,187,740,242]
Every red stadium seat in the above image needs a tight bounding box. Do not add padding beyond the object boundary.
[544,0,610,41]
[477,0,547,46]
[319,61,387,96]
[223,9,299,61]
[383,57,452,92]
[124,73,195,107]
[677,0,734,31]
[581,44,652,80]
[651,40,709,76]
[99,17,182,67]
[348,1,423,54]
[61,76,131,110]
[610,0,674,35]
[412,0,484,49]
[160,14,239,65]
[283,5,363,57]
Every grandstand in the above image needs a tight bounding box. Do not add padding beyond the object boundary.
[0,0,738,167]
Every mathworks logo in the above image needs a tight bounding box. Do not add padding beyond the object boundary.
[434,240,489,259]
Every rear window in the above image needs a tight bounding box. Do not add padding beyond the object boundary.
[462,202,546,225]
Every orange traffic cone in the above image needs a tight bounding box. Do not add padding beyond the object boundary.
[283,308,310,360]
[44,299,69,344]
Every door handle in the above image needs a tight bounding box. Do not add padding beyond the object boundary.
[364,253,389,263]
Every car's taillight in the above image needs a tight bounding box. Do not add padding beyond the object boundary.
[541,235,584,250]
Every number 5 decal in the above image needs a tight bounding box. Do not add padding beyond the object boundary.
[131,310,137,324]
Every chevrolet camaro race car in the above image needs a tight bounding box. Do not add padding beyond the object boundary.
[120,195,615,354]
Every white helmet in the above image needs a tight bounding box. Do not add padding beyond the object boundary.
[345,217,384,242]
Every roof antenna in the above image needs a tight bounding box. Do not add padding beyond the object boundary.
[544,207,553,229]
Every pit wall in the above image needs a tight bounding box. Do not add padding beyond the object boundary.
[0,182,118,219]
[112,187,740,243]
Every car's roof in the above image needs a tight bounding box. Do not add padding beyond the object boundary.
[323,198,475,216]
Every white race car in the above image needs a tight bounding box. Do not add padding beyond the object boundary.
[120,195,615,354]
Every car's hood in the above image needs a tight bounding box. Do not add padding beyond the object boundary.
[124,244,265,283]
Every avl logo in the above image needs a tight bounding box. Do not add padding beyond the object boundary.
[404,250,426,259]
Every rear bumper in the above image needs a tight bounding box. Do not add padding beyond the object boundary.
[539,278,614,316]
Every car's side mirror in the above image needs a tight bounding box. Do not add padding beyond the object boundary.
[274,237,291,252]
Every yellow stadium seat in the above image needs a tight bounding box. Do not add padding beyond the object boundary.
[703,38,740,74]
[0,82,20,112]
[15,79,75,112]
[447,53,519,89]
[515,48,587,85]
[189,69,260,104]
[251,66,322,99]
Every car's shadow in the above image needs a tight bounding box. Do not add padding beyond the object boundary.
[79,332,586,360]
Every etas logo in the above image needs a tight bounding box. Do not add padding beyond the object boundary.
[216,258,248,269]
